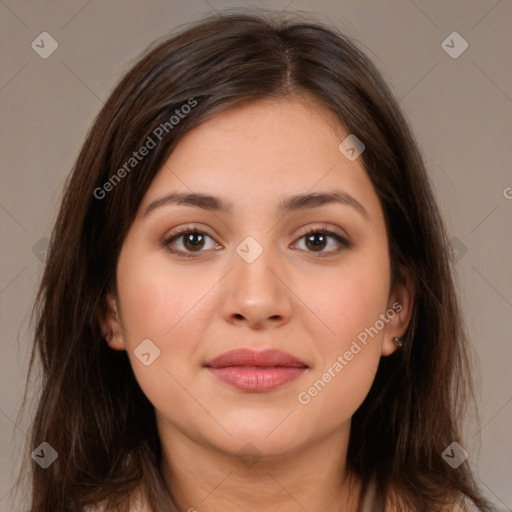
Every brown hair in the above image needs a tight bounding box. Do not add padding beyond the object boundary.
[17,9,493,512]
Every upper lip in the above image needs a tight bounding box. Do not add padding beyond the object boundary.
[204,348,308,369]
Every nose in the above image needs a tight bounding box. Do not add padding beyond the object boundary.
[221,241,293,330]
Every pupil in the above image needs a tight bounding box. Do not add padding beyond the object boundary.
[307,233,326,251]
[185,233,204,250]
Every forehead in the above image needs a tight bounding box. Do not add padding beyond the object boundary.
[139,96,380,219]
[167,95,348,170]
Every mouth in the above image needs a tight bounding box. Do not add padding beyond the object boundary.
[203,348,308,392]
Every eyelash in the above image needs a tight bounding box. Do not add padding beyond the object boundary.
[163,225,351,259]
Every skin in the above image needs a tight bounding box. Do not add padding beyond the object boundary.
[100,95,414,511]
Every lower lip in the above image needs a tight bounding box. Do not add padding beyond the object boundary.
[206,366,307,392]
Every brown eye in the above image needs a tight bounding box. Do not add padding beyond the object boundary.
[294,228,350,256]
[164,228,219,258]
[304,232,328,252]
[182,232,206,251]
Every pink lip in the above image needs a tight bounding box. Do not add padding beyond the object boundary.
[204,349,308,392]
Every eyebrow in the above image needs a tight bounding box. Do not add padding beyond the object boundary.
[142,191,368,219]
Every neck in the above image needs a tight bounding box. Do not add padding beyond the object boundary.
[158,422,362,512]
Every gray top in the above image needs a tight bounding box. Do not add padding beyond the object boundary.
[359,477,479,511]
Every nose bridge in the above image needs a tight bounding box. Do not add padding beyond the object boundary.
[222,233,292,327]
[232,233,280,295]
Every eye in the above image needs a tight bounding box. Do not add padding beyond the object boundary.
[292,226,350,256]
[163,225,351,259]
[163,227,220,258]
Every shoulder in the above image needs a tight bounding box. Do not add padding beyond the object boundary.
[449,494,481,511]
[83,489,152,512]
[383,490,481,512]
[84,501,151,512]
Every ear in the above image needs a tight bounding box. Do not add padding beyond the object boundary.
[97,291,127,351]
[381,266,415,357]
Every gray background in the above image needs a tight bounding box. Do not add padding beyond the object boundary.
[1,1,511,510]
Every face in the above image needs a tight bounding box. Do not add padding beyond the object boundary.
[102,96,413,460]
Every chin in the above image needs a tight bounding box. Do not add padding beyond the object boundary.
[202,414,312,456]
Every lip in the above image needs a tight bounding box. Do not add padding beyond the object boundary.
[204,348,308,392]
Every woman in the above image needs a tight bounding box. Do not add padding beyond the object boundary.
[19,10,494,512]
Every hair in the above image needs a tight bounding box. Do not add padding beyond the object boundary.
[16,9,493,512]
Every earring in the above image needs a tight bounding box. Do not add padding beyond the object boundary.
[105,332,113,342]
[393,336,404,347]
[112,299,119,320]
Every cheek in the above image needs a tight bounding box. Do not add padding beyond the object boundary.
[116,239,214,343]
[295,353,380,440]
[293,247,390,420]
[115,243,218,400]
[299,244,391,350]
[115,259,212,428]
